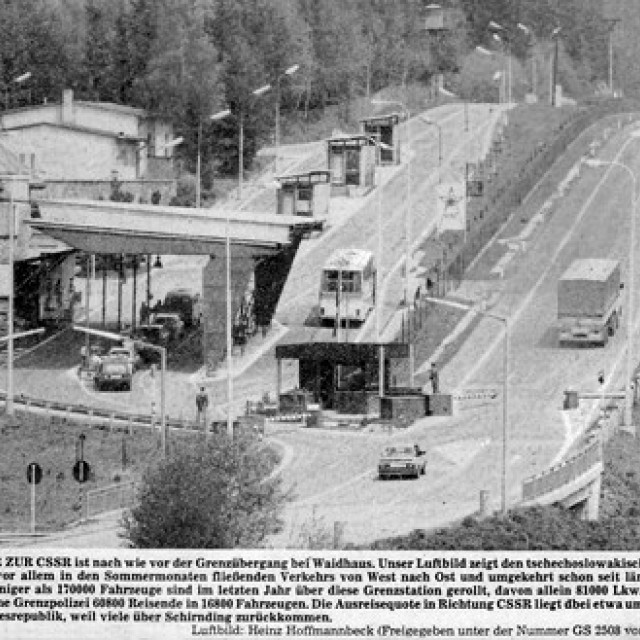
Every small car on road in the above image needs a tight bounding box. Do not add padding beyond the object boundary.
[94,357,133,392]
[378,444,426,480]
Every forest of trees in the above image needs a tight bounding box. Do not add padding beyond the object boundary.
[0,0,627,185]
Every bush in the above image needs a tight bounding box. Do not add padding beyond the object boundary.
[121,434,287,548]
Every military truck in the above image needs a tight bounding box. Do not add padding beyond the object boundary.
[557,259,623,347]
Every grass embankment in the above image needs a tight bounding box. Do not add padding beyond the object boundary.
[0,412,161,532]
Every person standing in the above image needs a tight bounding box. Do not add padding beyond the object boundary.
[196,386,209,431]
[428,362,439,394]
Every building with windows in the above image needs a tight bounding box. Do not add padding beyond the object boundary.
[0,89,177,201]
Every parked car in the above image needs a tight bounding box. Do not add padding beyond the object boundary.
[378,444,426,480]
[94,357,132,392]
[108,344,141,372]
[151,312,185,340]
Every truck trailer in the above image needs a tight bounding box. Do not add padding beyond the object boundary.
[557,258,622,347]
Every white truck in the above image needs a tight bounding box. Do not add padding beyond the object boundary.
[557,258,623,347]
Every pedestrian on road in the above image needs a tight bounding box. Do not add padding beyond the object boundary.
[196,386,209,430]
[428,362,439,395]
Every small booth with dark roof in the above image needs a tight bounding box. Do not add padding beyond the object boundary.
[275,342,431,420]
[275,170,331,219]
[326,134,377,196]
[360,113,404,165]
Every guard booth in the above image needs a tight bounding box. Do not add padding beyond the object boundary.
[275,342,412,415]
[360,113,403,165]
[276,170,331,219]
[327,134,377,197]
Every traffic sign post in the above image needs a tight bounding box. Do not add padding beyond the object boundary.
[26,462,42,534]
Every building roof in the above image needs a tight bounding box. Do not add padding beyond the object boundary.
[324,248,374,271]
[2,121,144,142]
[561,259,619,281]
[360,112,403,126]
[276,342,409,363]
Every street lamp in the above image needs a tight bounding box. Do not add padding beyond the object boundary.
[209,107,236,437]
[424,296,510,513]
[274,64,299,175]
[585,132,640,430]
[439,86,467,132]
[4,71,31,110]
[363,135,393,402]
[415,115,442,181]
[239,84,271,200]
[517,22,537,99]
[371,98,412,307]
[550,27,562,106]
[491,32,511,106]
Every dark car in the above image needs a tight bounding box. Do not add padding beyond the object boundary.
[94,357,132,392]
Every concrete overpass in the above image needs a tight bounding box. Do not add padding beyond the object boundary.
[27,198,313,259]
[26,197,318,368]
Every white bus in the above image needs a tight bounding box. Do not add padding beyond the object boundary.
[319,249,375,326]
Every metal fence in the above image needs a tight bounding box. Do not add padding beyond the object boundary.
[86,480,137,518]
[521,440,602,502]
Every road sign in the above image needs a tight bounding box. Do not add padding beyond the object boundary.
[73,460,91,484]
[26,462,42,485]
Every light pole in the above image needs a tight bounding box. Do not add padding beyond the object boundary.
[585,136,640,429]
[424,296,509,513]
[371,98,411,306]
[489,21,511,105]
[415,115,442,181]
[210,107,237,436]
[274,64,299,176]
[550,27,562,106]
[517,22,537,99]
[439,86,466,132]
[238,84,271,201]
[604,19,620,97]
[4,71,31,110]
[365,135,393,403]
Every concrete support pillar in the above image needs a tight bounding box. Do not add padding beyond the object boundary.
[202,255,254,375]
[584,475,601,521]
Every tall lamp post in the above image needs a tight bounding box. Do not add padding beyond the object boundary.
[274,64,299,175]
[365,136,393,403]
[489,21,511,105]
[238,84,271,200]
[415,115,442,181]
[371,98,411,306]
[210,107,237,436]
[550,27,562,106]
[424,296,510,514]
[4,71,31,110]
[586,134,640,430]
[517,22,537,99]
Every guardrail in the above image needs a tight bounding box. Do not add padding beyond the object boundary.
[86,480,137,518]
[522,440,602,502]
[0,389,202,432]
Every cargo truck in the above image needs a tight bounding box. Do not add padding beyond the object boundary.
[557,259,623,347]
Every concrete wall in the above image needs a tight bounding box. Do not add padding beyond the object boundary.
[203,255,255,374]
[3,126,134,180]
